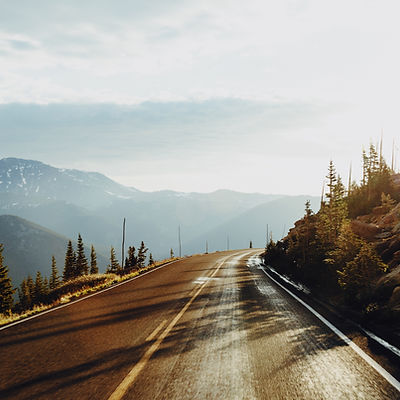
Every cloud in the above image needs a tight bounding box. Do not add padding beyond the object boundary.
[7,39,36,50]
[0,1,399,194]
[2,0,399,104]
[0,98,334,168]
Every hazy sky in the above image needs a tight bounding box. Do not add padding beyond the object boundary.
[1,0,400,195]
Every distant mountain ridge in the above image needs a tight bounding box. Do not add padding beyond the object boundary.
[0,157,137,209]
[0,157,319,277]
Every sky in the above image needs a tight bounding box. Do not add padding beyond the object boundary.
[1,0,400,195]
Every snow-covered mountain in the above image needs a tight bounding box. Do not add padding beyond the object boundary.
[0,158,137,209]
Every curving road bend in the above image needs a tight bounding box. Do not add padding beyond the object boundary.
[0,250,399,399]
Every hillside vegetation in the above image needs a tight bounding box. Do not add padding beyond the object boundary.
[0,215,108,287]
[264,143,400,329]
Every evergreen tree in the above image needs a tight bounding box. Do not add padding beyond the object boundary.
[50,255,60,290]
[362,148,368,186]
[325,160,337,206]
[75,233,88,276]
[43,276,49,298]
[337,242,387,299]
[368,143,379,180]
[325,222,362,269]
[148,253,154,266]
[26,275,34,303]
[18,279,31,311]
[170,248,174,258]
[380,192,396,212]
[317,164,348,248]
[90,245,98,274]
[137,241,148,269]
[305,200,313,217]
[0,244,14,315]
[249,240,253,249]
[125,246,137,272]
[106,246,121,274]
[33,271,45,305]
[63,240,76,281]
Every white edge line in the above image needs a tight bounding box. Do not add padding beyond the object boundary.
[254,256,400,360]
[0,259,181,332]
[260,265,400,393]
[360,327,400,358]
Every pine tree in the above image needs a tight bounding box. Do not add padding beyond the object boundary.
[33,271,45,305]
[368,143,379,180]
[0,244,14,315]
[286,201,322,284]
[90,245,98,274]
[18,279,31,311]
[325,222,363,274]
[63,240,76,281]
[43,276,49,299]
[125,246,137,272]
[75,233,88,276]
[50,255,60,290]
[305,200,313,217]
[106,246,121,274]
[137,241,148,269]
[317,164,348,248]
[362,148,369,186]
[249,241,253,249]
[170,248,174,258]
[337,242,387,298]
[148,253,154,266]
[325,160,337,206]
[26,275,34,304]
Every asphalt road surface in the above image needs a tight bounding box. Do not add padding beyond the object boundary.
[1,250,399,399]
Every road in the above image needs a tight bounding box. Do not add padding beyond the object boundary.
[0,250,399,399]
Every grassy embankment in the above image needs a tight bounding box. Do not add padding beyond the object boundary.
[0,257,180,327]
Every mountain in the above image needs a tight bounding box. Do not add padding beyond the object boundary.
[0,215,108,288]
[184,195,320,253]
[0,157,318,260]
[0,157,137,210]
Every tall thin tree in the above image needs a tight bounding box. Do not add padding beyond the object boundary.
[75,233,88,276]
[0,244,14,315]
[107,246,121,274]
[63,240,76,281]
[137,241,148,269]
[50,255,60,290]
[90,245,98,274]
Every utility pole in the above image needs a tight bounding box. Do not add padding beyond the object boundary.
[121,217,126,269]
[379,130,383,169]
[178,225,182,258]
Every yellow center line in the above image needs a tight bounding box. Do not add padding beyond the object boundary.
[145,319,168,342]
[107,256,229,400]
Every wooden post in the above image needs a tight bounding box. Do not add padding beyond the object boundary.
[121,217,126,269]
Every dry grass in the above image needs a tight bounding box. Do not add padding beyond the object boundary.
[0,257,180,327]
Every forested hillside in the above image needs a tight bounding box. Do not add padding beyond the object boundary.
[264,143,400,326]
